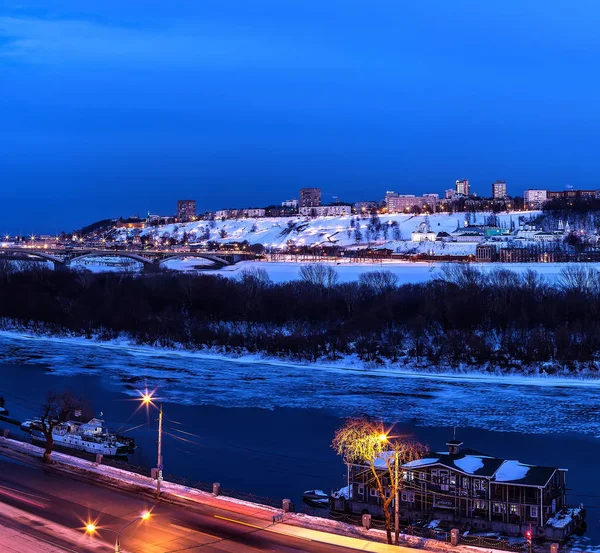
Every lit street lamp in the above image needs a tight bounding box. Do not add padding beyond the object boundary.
[141,391,164,497]
[85,511,151,553]
[378,432,401,545]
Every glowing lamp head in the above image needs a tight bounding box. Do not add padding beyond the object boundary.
[141,394,152,405]
[378,433,388,443]
[85,523,97,533]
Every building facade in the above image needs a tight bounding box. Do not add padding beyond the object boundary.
[177,200,196,222]
[456,179,470,196]
[492,180,507,199]
[546,189,598,200]
[524,189,548,210]
[333,440,581,541]
[215,208,266,219]
[353,201,380,214]
[385,192,438,214]
[299,204,351,217]
[299,188,322,208]
[281,199,299,208]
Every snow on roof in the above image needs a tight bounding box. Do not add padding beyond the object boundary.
[403,457,439,468]
[495,460,530,482]
[454,455,485,474]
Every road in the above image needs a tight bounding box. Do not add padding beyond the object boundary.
[0,452,377,553]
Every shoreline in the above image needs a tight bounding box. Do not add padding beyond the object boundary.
[1,326,600,389]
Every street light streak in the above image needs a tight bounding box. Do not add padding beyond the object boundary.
[170,427,202,439]
[163,431,199,446]
[0,486,48,508]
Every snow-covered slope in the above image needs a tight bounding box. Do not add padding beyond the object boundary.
[117,211,539,250]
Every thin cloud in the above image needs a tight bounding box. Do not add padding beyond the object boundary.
[0,16,315,69]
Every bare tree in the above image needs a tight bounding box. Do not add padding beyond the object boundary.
[298,264,339,287]
[438,263,484,287]
[40,391,83,463]
[332,418,427,544]
[359,271,399,294]
[558,265,600,294]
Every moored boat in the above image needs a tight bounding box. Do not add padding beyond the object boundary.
[26,417,129,457]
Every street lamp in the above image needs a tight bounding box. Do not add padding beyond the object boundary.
[141,391,164,497]
[85,511,151,553]
[378,432,401,545]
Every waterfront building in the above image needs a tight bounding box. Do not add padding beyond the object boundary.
[333,439,582,541]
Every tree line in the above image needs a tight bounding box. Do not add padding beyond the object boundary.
[2,261,600,373]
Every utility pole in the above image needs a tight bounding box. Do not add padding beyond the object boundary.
[395,447,400,545]
[157,403,163,497]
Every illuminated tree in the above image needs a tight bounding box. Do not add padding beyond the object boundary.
[332,418,427,545]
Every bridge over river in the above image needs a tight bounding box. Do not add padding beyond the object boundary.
[0,247,256,271]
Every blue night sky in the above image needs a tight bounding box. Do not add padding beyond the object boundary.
[1,1,600,233]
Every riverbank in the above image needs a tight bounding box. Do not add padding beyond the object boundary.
[1,325,600,385]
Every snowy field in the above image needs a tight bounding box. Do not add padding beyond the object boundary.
[118,210,541,250]
[181,259,600,285]
[1,331,600,437]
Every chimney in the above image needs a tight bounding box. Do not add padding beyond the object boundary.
[446,440,463,455]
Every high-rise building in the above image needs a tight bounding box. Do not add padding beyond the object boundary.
[455,179,470,196]
[299,188,321,208]
[523,189,548,210]
[492,180,507,199]
[177,200,196,221]
[445,189,456,199]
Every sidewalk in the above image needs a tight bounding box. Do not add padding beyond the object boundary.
[0,437,487,553]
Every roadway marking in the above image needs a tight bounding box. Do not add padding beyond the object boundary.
[213,514,265,530]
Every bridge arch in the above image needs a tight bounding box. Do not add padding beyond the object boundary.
[157,252,231,267]
[67,252,154,266]
[0,250,65,265]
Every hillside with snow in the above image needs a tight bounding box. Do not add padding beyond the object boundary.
[115,210,540,252]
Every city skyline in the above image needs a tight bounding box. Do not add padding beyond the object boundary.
[3,1,600,232]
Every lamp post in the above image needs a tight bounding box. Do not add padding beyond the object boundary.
[86,511,150,553]
[379,433,400,546]
[142,393,163,497]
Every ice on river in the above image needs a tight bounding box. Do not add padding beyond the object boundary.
[0,331,599,437]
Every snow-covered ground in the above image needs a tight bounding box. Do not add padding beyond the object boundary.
[177,259,600,285]
[1,330,600,437]
[118,211,539,250]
